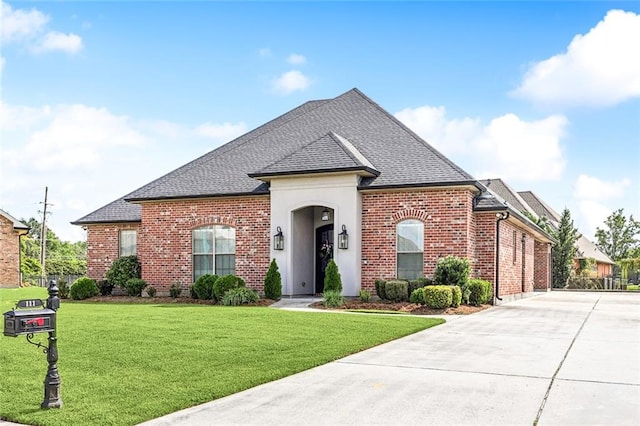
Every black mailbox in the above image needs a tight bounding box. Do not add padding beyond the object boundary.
[4,299,56,337]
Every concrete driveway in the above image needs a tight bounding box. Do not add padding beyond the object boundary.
[141,292,640,426]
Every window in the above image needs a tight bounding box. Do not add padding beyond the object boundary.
[397,219,424,280]
[119,230,137,257]
[193,225,236,281]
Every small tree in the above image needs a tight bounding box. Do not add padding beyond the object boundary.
[324,259,342,293]
[264,259,282,300]
[552,208,580,288]
[595,209,640,261]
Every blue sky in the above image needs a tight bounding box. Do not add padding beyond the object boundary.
[1,1,639,243]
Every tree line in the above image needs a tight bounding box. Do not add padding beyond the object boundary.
[20,217,87,281]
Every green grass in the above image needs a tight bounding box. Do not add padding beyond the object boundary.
[1,287,443,426]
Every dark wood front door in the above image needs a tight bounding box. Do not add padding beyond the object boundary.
[315,224,334,294]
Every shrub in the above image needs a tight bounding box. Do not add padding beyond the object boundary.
[70,277,99,300]
[193,274,218,300]
[189,284,198,299]
[359,290,371,302]
[324,260,342,293]
[374,279,387,300]
[408,278,430,295]
[221,287,260,306]
[213,275,245,302]
[146,286,157,297]
[105,255,141,288]
[124,278,147,297]
[409,288,425,304]
[468,279,492,306]
[385,280,409,302]
[263,259,282,300]
[58,281,70,299]
[424,285,453,309]
[451,285,462,308]
[323,290,344,308]
[97,280,114,296]
[169,281,182,298]
[434,255,470,287]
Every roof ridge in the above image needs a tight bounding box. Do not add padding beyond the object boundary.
[353,88,475,182]
[328,131,377,171]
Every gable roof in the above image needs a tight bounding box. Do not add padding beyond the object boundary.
[249,132,379,178]
[479,179,537,217]
[74,88,477,224]
[0,209,29,231]
[517,191,615,265]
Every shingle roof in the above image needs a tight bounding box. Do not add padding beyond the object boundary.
[480,179,537,217]
[250,132,379,178]
[0,209,29,231]
[73,88,476,224]
[518,191,614,265]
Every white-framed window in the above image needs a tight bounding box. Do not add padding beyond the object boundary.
[119,230,137,257]
[397,219,424,280]
[193,225,236,281]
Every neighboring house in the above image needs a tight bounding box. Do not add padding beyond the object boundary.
[73,88,555,301]
[477,179,615,278]
[518,190,615,277]
[0,209,29,287]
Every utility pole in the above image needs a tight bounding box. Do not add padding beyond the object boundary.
[39,187,52,287]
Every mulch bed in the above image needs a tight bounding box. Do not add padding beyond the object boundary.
[69,296,490,315]
[311,299,491,315]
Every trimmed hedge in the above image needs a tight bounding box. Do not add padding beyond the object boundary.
[424,285,453,309]
[213,275,245,302]
[451,285,462,307]
[434,255,470,287]
[468,279,492,306]
[70,277,99,300]
[374,279,387,300]
[385,280,409,302]
[124,278,147,297]
[409,288,426,304]
[193,274,218,300]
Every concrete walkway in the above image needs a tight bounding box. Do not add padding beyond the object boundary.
[140,291,639,426]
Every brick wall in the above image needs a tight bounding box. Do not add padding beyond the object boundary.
[138,196,270,293]
[473,213,496,284]
[86,197,271,294]
[0,216,21,287]
[360,188,476,290]
[534,241,551,290]
[86,223,141,281]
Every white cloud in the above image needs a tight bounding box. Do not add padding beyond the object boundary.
[1,1,83,54]
[1,1,49,43]
[573,174,632,200]
[0,101,249,242]
[194,122,247,141]
[572,174,634,239]
[272,70,310,95]
[473,114,567,181]
[512,9,640,107]
[395,106,480,154]
[287,53,306,65]
[258,48,271,57]
[395,106,567,182]
[36,31,83,54]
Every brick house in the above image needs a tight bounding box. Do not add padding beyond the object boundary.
[0,209,29,287]
[73,89,554,302]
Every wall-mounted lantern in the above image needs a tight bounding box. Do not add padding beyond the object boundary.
[321,208,331,222]
[338,224,348,250]
[273,226,284,250]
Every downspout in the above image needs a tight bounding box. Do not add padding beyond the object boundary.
[521,233,526,293]
[495,211,510,302]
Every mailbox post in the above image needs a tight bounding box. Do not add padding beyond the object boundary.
[42,279,62,409]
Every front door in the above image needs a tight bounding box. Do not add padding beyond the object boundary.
[315,224,334,294]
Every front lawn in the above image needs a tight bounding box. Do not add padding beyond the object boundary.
[0,287,443,426]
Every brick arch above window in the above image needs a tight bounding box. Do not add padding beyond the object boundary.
[391,208,429,224]
[187,215,237,230]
